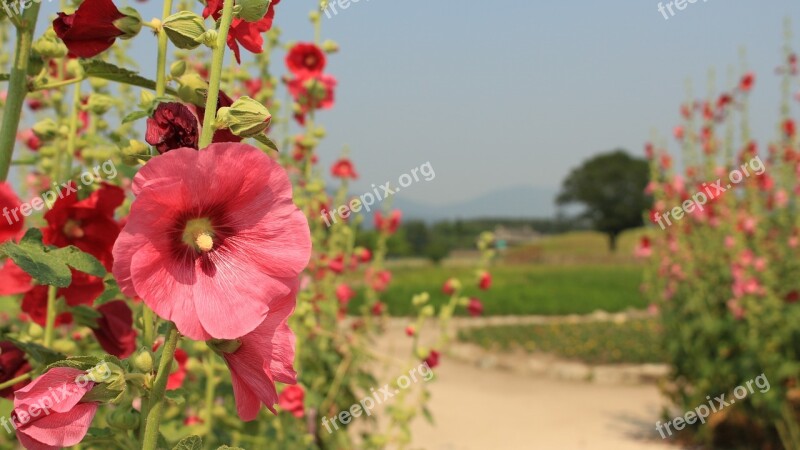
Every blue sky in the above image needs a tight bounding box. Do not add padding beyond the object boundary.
[31,0,800,210]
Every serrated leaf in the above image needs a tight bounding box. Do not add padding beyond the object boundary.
[165,388,186,406]
[81,60,177,95]
[0,229,72,287]
[52,246,107,277]
[94,278,122,306]
[252,133,279,152]
[7,338,65,365]
[173,435,202,450]
[122,110,150,124]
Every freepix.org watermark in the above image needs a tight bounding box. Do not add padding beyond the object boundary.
[655,373,770,439]
[320,161,435,227]
[653,155,765,231]
[322,0,371,19]
[657,0,709,20]
[1,362,113,434]
[321,362,434,433]
[2,160,118,227]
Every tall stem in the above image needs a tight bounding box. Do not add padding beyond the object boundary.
[155,0,173,97]
[198,0,235,148]
[202,358,217,437]
[43,285,57,347]
[0,1,42,181]
[141,323,179,450]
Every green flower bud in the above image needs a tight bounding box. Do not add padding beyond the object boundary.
[89,77,109,90]
[28,323,44,338]
[321,39,339,54]
[132,350,154,373]
[170,60,187,78]
[218,96,272,138]
[177,73,209,106]
[66,59,84,78]
[309,10,320,22]
[87,94,115,115]
[420,305,435,318]
[108,408,140,431]
[114,7,143,40]
[51,339,78,354]
[312,125,326,139]
[237,0,271,22]
[32,119,59,140]
[140,90,156,107]
[81,362,127,404]
[412,292,430,306]
[121,139,150,165]
[32,29,68,59]
[38,146,58,157]
[163,11,207,50]
[195,29,219,49]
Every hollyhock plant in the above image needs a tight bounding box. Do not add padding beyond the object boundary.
[478,271,492,290]
[202,0,281,63]
[287,73,337,123]
[91,301,137,358]
[278,385,305,418]
[12,367,98,450]
[215,282,298,420]
[375,210,401,234]
[0,342,31,399]
[145,102,200,154]
[466,298,483,317]
[53,0,141,58]
[112,143,311,340]
[286,43,326,78]
[331,157,358,179]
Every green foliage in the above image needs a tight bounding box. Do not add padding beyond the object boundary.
[557,150,651,251]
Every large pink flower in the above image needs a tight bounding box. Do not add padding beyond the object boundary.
[112,143,311,340]
[219,281,298,421]
[13,367,98,450]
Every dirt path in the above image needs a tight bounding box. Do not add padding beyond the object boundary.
[408,357,678,450]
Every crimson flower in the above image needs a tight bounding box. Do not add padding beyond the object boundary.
[0,342,30,399]
[146,102,199,154]
[168,350,188,390]
[335,283,355,306]
[218,282,298,420]
[375,210,401,234]
[467,298,483,317]
[92,301,136,358]
[287,73,337,123]
[286,43,326,78]
[278,385,305,418]
[371,301,386,316]
[739,72,755,92]
[203,0,281,64]
[12,367,98,450]
[442,278,457,296]
[53,0,134,58]
[0,182,23,243]
[331,158,358,180]
[424,350,440,369]
[112,143,311,340]
[478,271,492,290]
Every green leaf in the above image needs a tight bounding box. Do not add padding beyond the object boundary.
[0,229,72,287]
[122,110,150,124]
[0,73,9,81]
[81,60,177,95]
[94,278,122,306]
[252,133,279,152]
[52,246,107,277]
[165,388,187,406]
[217,447,245,450]
[173,435,203,450]
[7,338,65,366]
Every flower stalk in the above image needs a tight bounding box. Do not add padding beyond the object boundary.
[141,323,179,450]
[198,0,235,148]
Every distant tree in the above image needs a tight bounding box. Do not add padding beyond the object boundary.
[556,150,651,251]
[403,220,430,255]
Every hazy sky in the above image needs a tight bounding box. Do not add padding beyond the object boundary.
[31,0,800,208]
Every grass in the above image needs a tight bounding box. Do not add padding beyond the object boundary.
[348,263,646,316]
[458,319,666,364]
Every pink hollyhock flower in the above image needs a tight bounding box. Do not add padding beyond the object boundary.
[442,278,457,296]
[12,367,98,450]
[466,298,483,317]
[356,247,372,263]
[113,143,311,340]
[331,158,358,180]
[277,385,305,418]
[91,301,136,358]
[478,271,492,290]
[285,43,326,78]
[375,210,401,234]
[634,236,652,259]
[405,325,415,337]
[366,268,392,292]
[218,282,298,421]
[0,182,24,242]
[424,350,440,369]
[335,283,355,306]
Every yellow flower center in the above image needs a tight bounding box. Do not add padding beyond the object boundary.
[182,218,215,253]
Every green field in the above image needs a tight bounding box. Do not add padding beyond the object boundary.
[458,319,665,364]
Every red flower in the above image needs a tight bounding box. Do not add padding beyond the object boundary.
[335,283,355,306]
[92,301,137,358]
[112,143,311,340]
[167,349,188,390]
[145,102,199,154]
[278,385,305,418]
[366,268,392,292]
[0,342,31,399]
[442,278,457,296]
[219,283,297,420]
[287,73,337,123]
[467,298,483,317]
[785,119,797,138]
[371,301,386,316]
[203,0,281,64]
[356,247,372,263]
[0,182,23,243]
[53,0,132,58]
[424,350,440,369]
[331,158,358,180]
[286,43,326,78]
[478,272,492,290]
[405,325,415,337]
[740,72,755,92]
[12,367,99,450]
[375,210,401,234]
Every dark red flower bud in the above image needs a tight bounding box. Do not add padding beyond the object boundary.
[0,341,31,399]
[53,0,140,58]
[146,102,200,154]
[92,301,137,358]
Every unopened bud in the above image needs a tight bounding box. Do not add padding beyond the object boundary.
[163,11,207,50]
[32,28,68,58]
[170,60,187,78]
[87,94,115,115]
[237,0,271,22]
[217,96,272,138]
[132,350,154,373]
[321,39,339,54]
[32,119,59,140]
[114,7,143,40]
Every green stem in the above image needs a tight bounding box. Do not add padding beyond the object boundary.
[202,358,217,437]
[141,323,179,450]
[0,1,42,181]
[198,0,235,148]
[43,285,57,347]
[142,306,155,346]
[0,373,31,391]
[155,0,173,97]
[59,81,82,183]
[32,77,85,91]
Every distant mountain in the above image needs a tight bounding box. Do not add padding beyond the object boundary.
[391,185,559,222]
